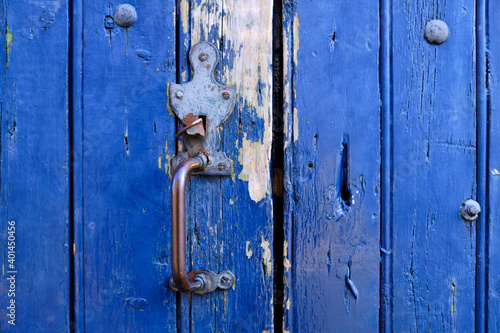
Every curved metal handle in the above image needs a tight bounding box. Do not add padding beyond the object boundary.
[169,154,235,294]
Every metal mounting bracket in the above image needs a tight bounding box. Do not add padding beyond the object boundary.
[168,42,236,176]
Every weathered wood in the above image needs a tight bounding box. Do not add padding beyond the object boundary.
[80,1,178,331]
[391,1,477,331]
[487,0,500,330]
[0,1,70,330]
[283,1,381,331]
[178,1,274,331]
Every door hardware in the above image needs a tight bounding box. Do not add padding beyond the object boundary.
[460,199,481,222]
[167,42,236,294]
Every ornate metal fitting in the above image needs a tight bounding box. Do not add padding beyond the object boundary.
[169,269,235,295]
[168,42,236,176]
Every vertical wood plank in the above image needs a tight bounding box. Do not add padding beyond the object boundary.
[487,0,499,329]
[475,0,487,331]
[391,1,477,331]
[178,0,274,331]
[81,1,178,331]
[0,1,70,331]
[283,1,381,331]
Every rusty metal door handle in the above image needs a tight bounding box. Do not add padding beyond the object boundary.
[167,42,236,295]
[168,154,235,295]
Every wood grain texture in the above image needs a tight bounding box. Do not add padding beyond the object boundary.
[80,1,178,331]
[392,1,477,331]
[283,1,381,331]
[487,0,499,329]
[178,1,274,331]
[0,1,70,331]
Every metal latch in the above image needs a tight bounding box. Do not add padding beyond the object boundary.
[169,41,236,176]
[166,42,236,295]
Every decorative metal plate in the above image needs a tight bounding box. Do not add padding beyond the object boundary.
[168,42,236,176]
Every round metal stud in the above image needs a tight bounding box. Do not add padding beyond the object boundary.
[175,90,184,99]
[460,199,481,222]
[222,92,230,100]
[113,4,137,28]
[424,20,449,45]
[199,53,208,61]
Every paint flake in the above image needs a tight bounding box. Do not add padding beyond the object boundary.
[260,235,272,276]
[245,241,253,259]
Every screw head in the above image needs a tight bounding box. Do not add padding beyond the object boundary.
[222,92,230,100]
[113,4,137,28]
[217,162,227,171]
[175,90,184,99]
[199,53,208,61]
[217,271,235,290]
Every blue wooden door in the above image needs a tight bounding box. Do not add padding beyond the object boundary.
[1,0,499,332]
[282,0,499,332]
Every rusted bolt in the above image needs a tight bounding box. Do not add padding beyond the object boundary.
[199,53,208,61]
[113,4,137,28]
[222,92,230,100]
[424,20,449,45]
[175,90,184,99]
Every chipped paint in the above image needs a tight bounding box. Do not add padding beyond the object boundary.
[260,235,272,276]
[238,134,270,202]
[158,156,162,169]
[179,0,189,33]
[164,140,173,177]
[286,298,290,310]
[283,240,291,272]
[6,25,13,66]
[181,70,187,83]
[245,241,253,259]
[492,168,500,175]
[293,12,300,66]
[221,2,273,203]
[293,107,299,142]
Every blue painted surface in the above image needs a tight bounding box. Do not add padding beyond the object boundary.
[283,1,381,331]
[284,0,495,332]
[177,2,274,332]
[488,0,500,330]
[1,0,499,332]
[392,1,477,331]
[0,1,70,331]
[79,1,178,331]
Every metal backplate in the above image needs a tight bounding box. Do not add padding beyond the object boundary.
[168,42,236,176]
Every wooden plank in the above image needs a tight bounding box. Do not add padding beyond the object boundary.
[0,1,70,331]
[391,1,477,331]
[487,0,500,329]
[178,0,274,331]
[80,2,178,331]
[283,1,381,331]
[476,1,487,332]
